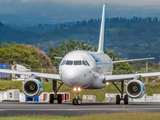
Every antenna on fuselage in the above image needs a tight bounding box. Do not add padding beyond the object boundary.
[97,4,106,53]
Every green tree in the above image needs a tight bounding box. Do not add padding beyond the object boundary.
[113,58,133,74]
[25,45,56,73]
[139,67,157,73]
[0,42,41,69]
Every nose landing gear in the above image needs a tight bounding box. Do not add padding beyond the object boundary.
[72,91,82,105]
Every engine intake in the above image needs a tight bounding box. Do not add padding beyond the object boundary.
[22,78,43,97]
[126,80,145,98]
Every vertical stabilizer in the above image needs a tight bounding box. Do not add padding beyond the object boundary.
[97,5,106,53]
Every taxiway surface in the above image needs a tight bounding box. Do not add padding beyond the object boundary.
[0,102,160,116]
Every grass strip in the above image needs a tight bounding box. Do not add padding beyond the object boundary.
[0,112,160,120]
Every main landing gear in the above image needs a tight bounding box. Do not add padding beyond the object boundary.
[72,88,82,105]
[50,80,63,104]
[112,80,128,104]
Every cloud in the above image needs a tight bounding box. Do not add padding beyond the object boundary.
[1,0,160,6]
[0,0,12,2]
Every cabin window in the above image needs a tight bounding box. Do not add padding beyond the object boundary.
[74,61,82,65]
[66,60,73,65]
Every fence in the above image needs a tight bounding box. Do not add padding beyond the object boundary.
[0,90,70,102]
[105,93,160,102]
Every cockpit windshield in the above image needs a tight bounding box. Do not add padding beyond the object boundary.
[61,60,90,66]
[74,61,82,65]
[85,60,90,66]
[66,60,73,65]
[61,60,66,65]
[82,61,87,66]
[83,60,90,66]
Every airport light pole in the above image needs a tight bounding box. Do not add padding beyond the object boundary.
[159,56,160,71]
[112,47,117,61]
[146,55,150,83]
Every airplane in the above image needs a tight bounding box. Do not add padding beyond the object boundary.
[0,4,159,105]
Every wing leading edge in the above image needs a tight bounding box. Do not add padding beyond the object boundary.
[0,69,61,80]
[105,72,160,82]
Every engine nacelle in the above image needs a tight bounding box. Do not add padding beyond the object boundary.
[22,78,43,98]
[126,80,145,98]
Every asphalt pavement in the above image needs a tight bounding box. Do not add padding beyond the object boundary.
[0,102,160,116]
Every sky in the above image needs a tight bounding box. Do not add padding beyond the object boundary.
[0,0,160,24]
[0,0,160,6]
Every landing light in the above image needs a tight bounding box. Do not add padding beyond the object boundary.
[73,87,81,91]
[78,87,81,91]
[74,88,77,91]
[106,82,109,85]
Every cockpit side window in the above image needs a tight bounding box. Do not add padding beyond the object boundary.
[61,60,66,66]
[74,61,82,65]
[66,60,73,65]
[82,61,87,66]
[85,60,90,66]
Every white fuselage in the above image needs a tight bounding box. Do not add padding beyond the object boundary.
[59,50,113,89]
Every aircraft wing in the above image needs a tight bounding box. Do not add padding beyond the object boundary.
[105,72,160,82]
[112,57,155,64]
[0,69,61,80]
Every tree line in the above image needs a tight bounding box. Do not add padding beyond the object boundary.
[1,17,160,62]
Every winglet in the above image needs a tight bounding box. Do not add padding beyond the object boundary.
[97,4,106,53]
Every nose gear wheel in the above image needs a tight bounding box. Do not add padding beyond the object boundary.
[72,92,82,105]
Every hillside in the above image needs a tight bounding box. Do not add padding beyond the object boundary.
[1,17,160,62]
[0,23,40,44]
[32,17,160,62]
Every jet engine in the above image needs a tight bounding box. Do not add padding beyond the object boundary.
[126,80,145,98]
[22,78,43,97]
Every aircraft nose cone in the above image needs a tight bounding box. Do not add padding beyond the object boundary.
[64,69,80,85]
[61,67,92,88]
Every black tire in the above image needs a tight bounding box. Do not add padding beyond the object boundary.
[124,95,128,104]
[76,98,82,105]
[72,98,77,105]
[116,95,120,104]
[57,94,62,104]
[50,94,54,104]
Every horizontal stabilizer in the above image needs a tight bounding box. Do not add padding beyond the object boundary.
[54,57,63,59]
[112,57,155,64]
